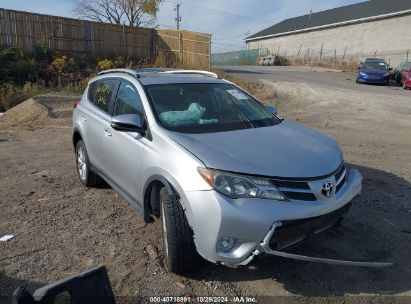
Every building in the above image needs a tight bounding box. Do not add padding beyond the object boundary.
[246,0,411,66]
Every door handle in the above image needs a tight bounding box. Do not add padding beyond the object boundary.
[104,128,112,137]
[81,115,87,121]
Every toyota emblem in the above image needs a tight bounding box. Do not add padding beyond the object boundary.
[321,181,333,197]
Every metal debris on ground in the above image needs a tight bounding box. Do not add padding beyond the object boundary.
[0,234,14,241]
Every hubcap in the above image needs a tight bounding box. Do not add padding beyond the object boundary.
[161,201,169,258]
[77,146,87,181]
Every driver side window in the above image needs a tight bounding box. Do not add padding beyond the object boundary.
[114,81,144,116]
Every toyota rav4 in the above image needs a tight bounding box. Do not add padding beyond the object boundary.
[72,68,369,273]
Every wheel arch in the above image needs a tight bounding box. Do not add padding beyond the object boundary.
[143,175,180,223]
[72,128,83,151]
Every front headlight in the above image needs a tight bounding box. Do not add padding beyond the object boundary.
[360,72,367,76]
[383,72,390,77]
[198,167,286,200]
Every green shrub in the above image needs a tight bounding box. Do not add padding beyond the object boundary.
[31,42,54,64]
[15,58,38,84]
[0,48,39,85]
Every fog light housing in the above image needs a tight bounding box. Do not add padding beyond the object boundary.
[217,236,236,252]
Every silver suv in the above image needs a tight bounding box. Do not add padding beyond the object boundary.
[73,68,364,273]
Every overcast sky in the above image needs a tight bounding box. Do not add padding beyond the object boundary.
[0,0,366,53]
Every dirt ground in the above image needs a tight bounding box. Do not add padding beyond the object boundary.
[0,73,411,304]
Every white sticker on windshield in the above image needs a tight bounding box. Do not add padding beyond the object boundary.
[379,63,385,66]
[226,89,249,100]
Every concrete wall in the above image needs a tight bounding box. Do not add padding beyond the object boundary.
[246,14,411,66]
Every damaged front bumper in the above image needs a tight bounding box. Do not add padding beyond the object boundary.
[184,168,393,268]
[231,220,393,268]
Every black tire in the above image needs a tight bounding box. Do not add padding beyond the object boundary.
[75,140,102,187]
[160,187,200,273]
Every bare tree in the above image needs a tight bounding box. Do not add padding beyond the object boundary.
[73,0,161,27]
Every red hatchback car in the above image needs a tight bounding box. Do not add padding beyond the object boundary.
[402,67,411,89]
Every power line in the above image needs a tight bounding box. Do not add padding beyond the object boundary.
[161,1,274,25]
[212,41,245,47]
[213,31,250,41]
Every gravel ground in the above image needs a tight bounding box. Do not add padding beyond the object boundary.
[0,72,411,304]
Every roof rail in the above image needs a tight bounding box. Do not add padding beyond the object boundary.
[158,70,219,79]
[98,68,140,78]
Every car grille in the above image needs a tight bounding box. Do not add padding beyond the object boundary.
[269,203,352,250]
[367,75,382,79]
[270,163,347,201]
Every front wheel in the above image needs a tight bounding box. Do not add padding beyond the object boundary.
[75,140,102,187]
[160,187,200,273]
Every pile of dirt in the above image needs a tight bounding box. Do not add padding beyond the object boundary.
[0,94,79,129]
[1,98,50,128]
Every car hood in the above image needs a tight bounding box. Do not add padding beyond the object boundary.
[167,119,343,178]
[361,69,388,75]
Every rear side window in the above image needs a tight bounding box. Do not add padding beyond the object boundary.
[90,79,117,113]
[113,82,144,116]
[87,81,97,101]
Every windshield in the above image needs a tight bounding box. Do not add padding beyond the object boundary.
[146,83,280,134]
[362,61,388,70]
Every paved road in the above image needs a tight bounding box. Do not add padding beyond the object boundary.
[215,65,410,98]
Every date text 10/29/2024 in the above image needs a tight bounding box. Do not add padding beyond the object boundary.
[149,296,257,303]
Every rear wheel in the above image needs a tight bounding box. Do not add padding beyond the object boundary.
[160,187,199,273]
[75,140,102,187]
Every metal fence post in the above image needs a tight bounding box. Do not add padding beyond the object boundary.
[334,50,337,66]
[342,46,347,63]
[297,43,302,60]
[319,42,324,63]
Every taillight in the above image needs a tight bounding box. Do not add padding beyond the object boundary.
[73,101,79,109]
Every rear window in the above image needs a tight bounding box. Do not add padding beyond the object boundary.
[88,79,117,113]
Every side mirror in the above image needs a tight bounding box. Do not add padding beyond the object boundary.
[266,105,278,116]
[111,114,145,133]
[389,67,393,71]
[358,66,361,70]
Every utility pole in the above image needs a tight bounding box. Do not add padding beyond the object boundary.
[175,3,182,30]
